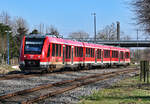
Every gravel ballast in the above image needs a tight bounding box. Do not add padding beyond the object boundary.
[38,71,138,104]
[0,68,138,104]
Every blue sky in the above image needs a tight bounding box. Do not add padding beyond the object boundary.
[0,0,140,38]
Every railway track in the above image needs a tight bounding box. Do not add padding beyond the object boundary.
[0,66,135,81]
[0,68,138,104]
[0,69,87,81]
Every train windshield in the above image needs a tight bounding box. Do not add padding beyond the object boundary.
[24,38,45,54]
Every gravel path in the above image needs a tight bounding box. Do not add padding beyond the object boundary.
[0,67,137,104]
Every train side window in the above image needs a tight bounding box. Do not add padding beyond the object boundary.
[56,44,58,57]
[77,47,78,57]
[81,47,83,57]
[66,45,68,58]
[125,52,129,58]
[79,47,83,57]
[47,45,50,57]
[90,48,92,57]
[59,45,61,57]
[97,49,101,59]
[88,48,90,57]
[116,51,118,58]
[75,47,76,57]
[65,45,71,59]
[86,48,90,57]
[112,51,118,58]
[76,47,77,57]
[52,44,55,56]
[120,51,124,59]
[86,48,88,57]
[104,50,110,58]
[92,49,94,57]
[69,46,71,58]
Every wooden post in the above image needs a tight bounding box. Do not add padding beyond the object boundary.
[144,61,146,82]
[140,61,143,81]
[146,61,149,84]
[140,61,149,83]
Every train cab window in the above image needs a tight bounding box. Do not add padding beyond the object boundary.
[125,52,129,58]
[47,45,50,57]
[97,49,101,59]
[112,51,118,58]
[104,50,110,58]
[120,51,124,59]
[52,44,55,56]
[66,45,71,59]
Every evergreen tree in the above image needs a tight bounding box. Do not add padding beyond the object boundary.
[30,29,39,34]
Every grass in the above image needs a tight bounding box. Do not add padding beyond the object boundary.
[0,65,20,74]
[79,76,150,104]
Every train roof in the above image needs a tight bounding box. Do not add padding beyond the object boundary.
[25,35,130,51]
[46,36,84,47]
[25,34,46,38]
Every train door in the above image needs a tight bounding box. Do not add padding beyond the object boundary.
[71,46,74,64]
[63,45,65,64]
[95,49,97,64]
[123,52,125,63]
[110,49,112,65]
[119,51,120,63]
[47,44,50,62]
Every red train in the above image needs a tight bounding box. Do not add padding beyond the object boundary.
[19,35,130,73]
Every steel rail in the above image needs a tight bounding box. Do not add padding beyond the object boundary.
[21,69,137,104]
[0,68,138,104]
[0,69,86,81]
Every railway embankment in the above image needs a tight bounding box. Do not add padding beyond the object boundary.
[79,75,150,104]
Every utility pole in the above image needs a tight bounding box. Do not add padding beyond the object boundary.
[7,32,9,65]
[91,13,97,43]
[137,29,139,40]
[5,30,11,65]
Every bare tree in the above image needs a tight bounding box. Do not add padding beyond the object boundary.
[68,31,89,40]
[12,17,28,57]
[121,35,131,40]
[0,11,12,64]
[131,0,150,33]
[97,23,117,40]
[120,31,131,40]
[0,11,11,25]
[11,17,28,36]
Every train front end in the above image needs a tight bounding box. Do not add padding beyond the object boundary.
[19,35,48,73]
